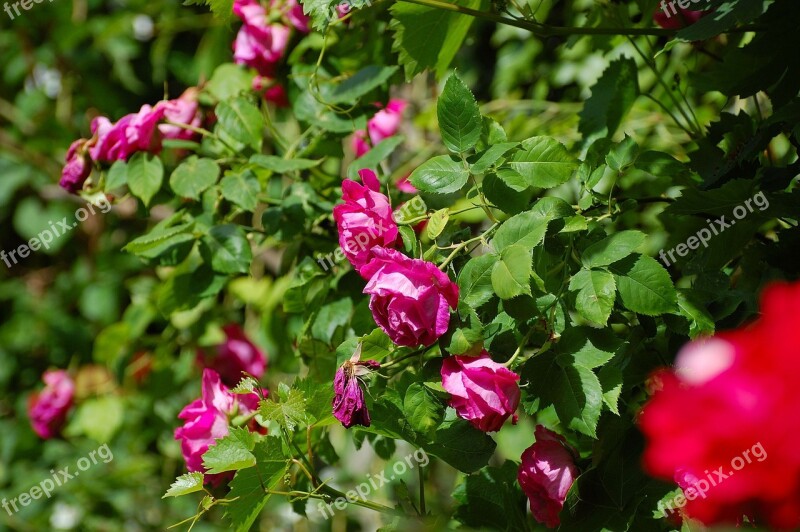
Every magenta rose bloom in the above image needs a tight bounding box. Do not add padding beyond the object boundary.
[332,347,380,428]
[158,88,202,141]
[174,369,262,484]
[27,370,75,439]
[125,104,166,153]
[59,139,92,193]
[361,247,459,347]
[198,324,267,388]
[233,0,291,77]
[333,169,399,275]
[89,115,127,162]
[441,351,520,432]
[517,426,579,528]
[351,99,407,157]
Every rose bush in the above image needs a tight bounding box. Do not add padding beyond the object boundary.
[2,0,798,529]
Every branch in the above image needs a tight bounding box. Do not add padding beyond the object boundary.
[395,0,762,37]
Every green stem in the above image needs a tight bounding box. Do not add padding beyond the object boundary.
[438,222,500,270]
[503,328,533,368]
[395,0,761,37]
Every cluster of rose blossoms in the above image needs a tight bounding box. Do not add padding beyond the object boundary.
[174,324,268,482]
[331,163,579,526]
[232,0,309,106]
[59,87,204,194]
[640,282,800,529]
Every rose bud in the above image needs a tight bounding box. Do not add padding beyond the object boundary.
[517,425,579,528]
[332,345,380,428]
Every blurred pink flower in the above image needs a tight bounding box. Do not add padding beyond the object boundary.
[198,324,267,388]
[158,88,202,141]
[28,370,75,439]
[59,139,92,193]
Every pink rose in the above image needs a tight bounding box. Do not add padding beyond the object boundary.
[332,347,380,428]
[59,139,92,193]
[361,247,459,347]
[125,104,166,153]
[232,1,291,78]
[368,99,406,145]
[174,369,263,484]
[517,426,579,528]
[282,0,310,33]
[27,370,75,439]
[351,99,407,157]
[89,115,126,162]
[333,169,399,275]
[441,352,520,432]
[396,174,417,194]
[253,76,289,107]
[198,324,267,388]
[158,88,202,141]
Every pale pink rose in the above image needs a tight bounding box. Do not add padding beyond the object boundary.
[441,352,520,432]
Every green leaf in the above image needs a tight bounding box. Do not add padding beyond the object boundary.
[347,136,405,179]
[569,269,616,326]
[260,388,308,432]
[677,289,715,338]
[491,246,532,300]
[123,222,196,259]
[64,396,124,442]
[470,142,519,175]
[127,152,164,207]
[202,427,257,475]
[389,0,484,79]
[205,63,254,101]
[599,365,623,416]
[250,154,322,173]
[507,136,578,188]
[581,230,646,268]
[170,156,219,200]
[200,224,252,274]
[224,438,288,532]
[578,57,639,142]
[424,416,496,473]
[524,352,603,438]
[330,65,399,104]
[437,73,482,153]
[408,154,469,194]
[458,254,497,308]
[163,472,205,498]
[427,208,449,239]
[216,98,264,151]
[674,0,770,42]
[404,383,445,434]
[105,159,128,191]
[609,254,677,316]
[492,210,551,252]
[453,462,528,531]
[221,170,261,212]
[605,135,639,172]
